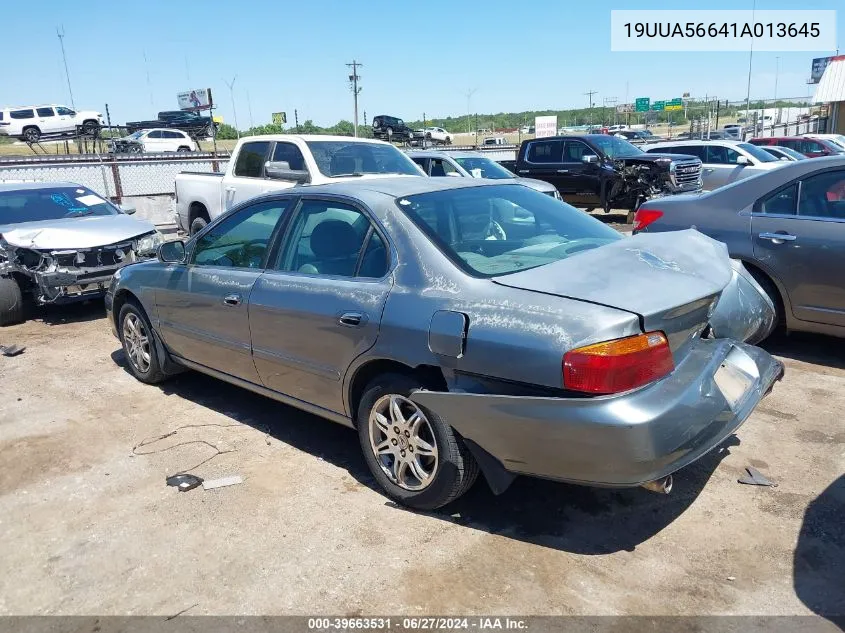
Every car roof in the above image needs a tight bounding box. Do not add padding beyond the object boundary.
[238,134,392,145]
[269,176,518,202]
[648,139,743,146]
[0,181,83,192]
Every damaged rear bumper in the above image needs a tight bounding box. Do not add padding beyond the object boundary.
[411,339,783,489]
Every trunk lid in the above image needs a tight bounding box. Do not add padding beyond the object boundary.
[493,229,731,355]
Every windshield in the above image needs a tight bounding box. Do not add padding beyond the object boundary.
[127,131,145,139]
[397,184,620,277]
[453,157,515,179]
[825,135,845,150]
[0,186,119,224]
[589,135,643,158]
[737,143,779,163]
[305,141,422,177]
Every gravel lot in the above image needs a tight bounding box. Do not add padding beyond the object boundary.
[0,300,842,620]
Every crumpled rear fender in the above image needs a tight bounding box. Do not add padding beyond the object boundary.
[709,259,776,344]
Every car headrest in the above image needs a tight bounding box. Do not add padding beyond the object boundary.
[310,220,360,258]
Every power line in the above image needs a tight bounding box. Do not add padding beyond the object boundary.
[56,26,75,109]
[347,60,362,137]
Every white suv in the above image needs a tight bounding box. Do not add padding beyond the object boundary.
[111,129,198,153]
[0,105,104,142]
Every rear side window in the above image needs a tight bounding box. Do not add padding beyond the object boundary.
[163,130,183,139]
[234,141,271,178]
[526,140,563,163]
[36,107,55,117]
[10,109,34,120]
[148,130,163,139]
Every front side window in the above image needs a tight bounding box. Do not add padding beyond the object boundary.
[277,200,384,278]
[759,184,798,215]
[56,107,75,116]
[163,130,183,139]
[453,157,514,179]
[193,200,288,268]
[798,170,845,219]
[737,143,778,162]
[398,184,620,277]
[0,186,118,224]
[429,158,460,177]
[705,145,739,164]
[563,141,597,162]
[234,141,271,178]
[304,141,419,177]
[272,142,307,171]
[800,140,825,154]
[36,107,55,117]
[526,140,563,163]
[10,109,34,120]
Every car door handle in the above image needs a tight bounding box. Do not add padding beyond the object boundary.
[225,186,236,192]
[339,312,365,327]
[759,232,797,244]
[223,293,242,306]
[556,169,569,173]
[703,168,715,174]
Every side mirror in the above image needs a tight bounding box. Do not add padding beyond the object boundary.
[158,240,186,264]
[582,154,599,164]
[736,155,750,166]
[265,161,310,184]
[446,171,463,177]
[120,203,137,215]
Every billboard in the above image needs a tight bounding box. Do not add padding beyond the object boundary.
[616,103,634,113]
[177,88,213,111]
[534,115,558,138]
[809,57,833,84]
[272,112,287,125]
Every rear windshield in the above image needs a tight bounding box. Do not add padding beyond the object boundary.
[305,141,421,177]
[0,186,118,224]
[397,184,620,277]
[737,143,779,163]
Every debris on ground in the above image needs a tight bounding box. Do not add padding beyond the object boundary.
[738,466,778,487]
[202,475,243,490]
[0,344,25,357]
[165,473,203,492]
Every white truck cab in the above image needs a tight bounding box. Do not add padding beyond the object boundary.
[174,135,424,234]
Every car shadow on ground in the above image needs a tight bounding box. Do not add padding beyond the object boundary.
[761,331,845,370]
[110,347,732,555]
[32,300,106,326]
[793,475,845,628]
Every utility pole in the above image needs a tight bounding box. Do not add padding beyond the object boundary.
[774,56,780,103]
[294,109,299,133]
[584,90,597,127]
[347,60,362,137]
[247,90,254,130]
[465,88,478,135]
[604,97,618,125]
[56,27,76,109]
[143,49,154,107]
[744,0,757,126]
[224,75,240,138]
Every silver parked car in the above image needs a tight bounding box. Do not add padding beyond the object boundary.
[644,140,785,191]
[407,150,562,199]
[634,156,845,339]
[0,182,162,325]
[106,178,782,509]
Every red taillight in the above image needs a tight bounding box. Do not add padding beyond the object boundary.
[563,332,674,394]
[633,208,663,231]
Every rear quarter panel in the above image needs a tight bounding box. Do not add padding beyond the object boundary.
[175,173,225,223]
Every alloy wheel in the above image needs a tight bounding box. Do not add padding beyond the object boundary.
[122,313,151,373]
[368,394,439,491]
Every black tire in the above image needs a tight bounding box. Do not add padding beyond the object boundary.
[386,127,393,140]
[0,276,24,326]
[118,301,167,384]
[22,127,41,143]
[357,373,479,510]
[190,216,208,235]
[177,146,191,152]
[82,120,100,136]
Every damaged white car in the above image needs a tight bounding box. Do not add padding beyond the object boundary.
[0,182,163,325]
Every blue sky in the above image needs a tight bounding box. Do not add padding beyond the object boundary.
[2,0,841,128]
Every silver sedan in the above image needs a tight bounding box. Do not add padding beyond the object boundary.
[634,156,845,339]
[106,178,782,509]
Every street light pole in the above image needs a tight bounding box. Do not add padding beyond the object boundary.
[224,75,240,138]
[774,56,780,103]
[584,90,597,127]
[56,26,76,109]
[465,88,478,135]
[744,0,757,132]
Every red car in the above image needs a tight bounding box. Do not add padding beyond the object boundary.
[749,136,845,158]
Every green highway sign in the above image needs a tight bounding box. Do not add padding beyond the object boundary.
[652,100,665,111]
[665,98,684,111]
[635,97,650,112]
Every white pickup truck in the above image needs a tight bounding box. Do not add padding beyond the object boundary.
[173,134,425,234]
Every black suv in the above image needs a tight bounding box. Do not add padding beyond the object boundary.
[372,115,413,142]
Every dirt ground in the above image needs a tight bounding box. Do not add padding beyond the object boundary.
[0,302,842,619]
